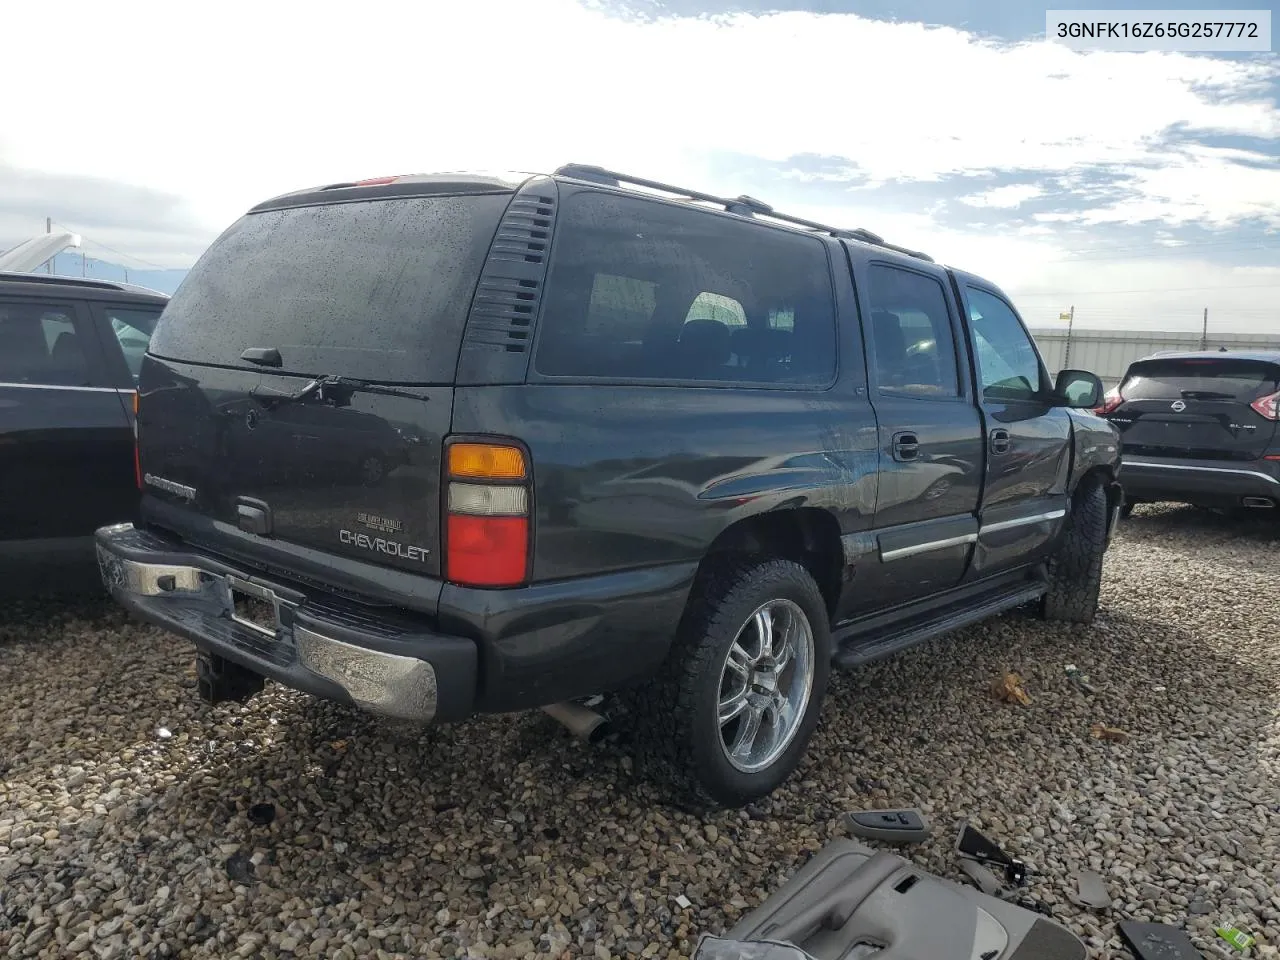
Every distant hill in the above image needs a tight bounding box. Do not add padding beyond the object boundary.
[44,251,189,296]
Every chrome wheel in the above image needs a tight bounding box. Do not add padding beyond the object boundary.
[716,598,815,774]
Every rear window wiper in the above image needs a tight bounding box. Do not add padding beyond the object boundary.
[1179,389,1235,400]
[251,374,430,407]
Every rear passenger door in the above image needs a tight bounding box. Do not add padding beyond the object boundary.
[851,255,984,609]
[954,278,1072,579]
[0,296,129,550]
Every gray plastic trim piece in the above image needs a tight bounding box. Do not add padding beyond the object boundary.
[1069,871,1112,910]
[959,859,1007,898]
[843,808,933,844]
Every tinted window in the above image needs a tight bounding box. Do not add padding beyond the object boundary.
[0,302,92,386]
[1123,358,1280,402]
[104,305,163,382]
[149,194,510,383]
[535,192,837,385]
[965,287,1045,402]
[865,265,959,397]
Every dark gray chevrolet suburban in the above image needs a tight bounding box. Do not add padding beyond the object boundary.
[95,164,1124,808]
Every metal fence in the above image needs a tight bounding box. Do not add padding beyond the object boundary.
[1029,328,1280,388]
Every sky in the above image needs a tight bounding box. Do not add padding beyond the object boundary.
[1,0,1277,333]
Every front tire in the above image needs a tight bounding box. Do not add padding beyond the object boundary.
[632,559,832,809]
[1040,478,1108,624]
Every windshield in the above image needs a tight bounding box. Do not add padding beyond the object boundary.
[149,193,510,383]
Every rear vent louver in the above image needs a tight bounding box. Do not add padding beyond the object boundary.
[462,183,559,356]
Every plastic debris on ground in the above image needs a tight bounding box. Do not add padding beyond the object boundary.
[1064,664,1098,694]
[1216,924,1257,952]
[843,808,932,844]
[954,821,1027,887]
[1069,870,1112,910]
[1118,921,1203,960]
[991,672,1032,706]
[958,859,1006,897]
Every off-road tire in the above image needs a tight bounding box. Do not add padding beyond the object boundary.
[629,558,832,809]
[1039,478,1108,624]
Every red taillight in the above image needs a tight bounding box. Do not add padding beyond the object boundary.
[1093,386,1124,417]
[446,515,527,586]
[1250,390,1280,421]
[444,441,530,588]
[133,391,142,490]
[354,176,400,186]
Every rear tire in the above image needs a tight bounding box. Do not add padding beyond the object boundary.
[1039,478,1108,624]
[631,558,831,809]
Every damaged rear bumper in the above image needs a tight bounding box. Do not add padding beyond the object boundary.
[94,522,476,722]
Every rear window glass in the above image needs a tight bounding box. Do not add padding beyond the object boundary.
[534,191,838,386]
[1123,358,1280,402]
[149,194,510,383]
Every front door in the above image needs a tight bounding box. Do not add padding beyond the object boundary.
[954,277,1073,580]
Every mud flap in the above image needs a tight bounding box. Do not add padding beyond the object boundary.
[1104,480,1125,546]
[709,839,1087,960]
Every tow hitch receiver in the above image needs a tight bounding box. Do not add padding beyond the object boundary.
[196,652,266,704]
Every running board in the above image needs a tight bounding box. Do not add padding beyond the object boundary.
[833,582,1048,669]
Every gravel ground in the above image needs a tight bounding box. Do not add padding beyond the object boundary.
[2,505,1279,960]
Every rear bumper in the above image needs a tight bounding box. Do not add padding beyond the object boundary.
[95,522,697,720]
[95,523,475,722]
[1118,456,1280,508]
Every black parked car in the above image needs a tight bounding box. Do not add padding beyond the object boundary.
[94,165,1123,807]
[0,272,166,584]
[1097,351,1280,515]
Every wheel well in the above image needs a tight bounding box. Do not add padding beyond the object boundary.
[1078,465,1119,507]
[698,509,844,618]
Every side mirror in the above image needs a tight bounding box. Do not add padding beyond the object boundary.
[1055,369,1103,408]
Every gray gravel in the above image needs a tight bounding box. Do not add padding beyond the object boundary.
[2,504,1279,960]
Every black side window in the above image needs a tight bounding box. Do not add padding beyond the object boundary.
[535,192,838,386]
[0,302,92,387]
[965,287,1046,402]
[865,265,959,398]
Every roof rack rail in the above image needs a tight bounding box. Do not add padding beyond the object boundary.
[0,272,127,291]
[553,163,934,263]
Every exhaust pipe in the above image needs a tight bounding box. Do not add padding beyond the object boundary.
[1242,497,1275,509]
[541,700,610,743]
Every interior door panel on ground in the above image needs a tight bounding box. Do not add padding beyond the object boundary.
[953,278,1072,580]
[851,257,984,611]
[0,297,129,551]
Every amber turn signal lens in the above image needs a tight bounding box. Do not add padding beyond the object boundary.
[448,443,527,480]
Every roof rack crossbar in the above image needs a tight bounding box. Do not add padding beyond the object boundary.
[0,272,126,291]
[553,163,934,263]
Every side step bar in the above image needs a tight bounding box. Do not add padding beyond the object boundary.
[833,582,1048,669]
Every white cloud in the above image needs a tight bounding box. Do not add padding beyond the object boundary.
[1,0,1277,330]
[958,184,1045,208]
